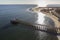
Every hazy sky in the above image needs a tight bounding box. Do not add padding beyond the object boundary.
[0,0,38,4]
[0,0,60,4]
[47,0,60,4]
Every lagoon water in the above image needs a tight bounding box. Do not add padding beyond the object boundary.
[0,4,59,40]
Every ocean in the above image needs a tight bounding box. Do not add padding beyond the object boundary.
[0,4,59,40]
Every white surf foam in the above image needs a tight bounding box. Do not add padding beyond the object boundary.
[36,12,46,24]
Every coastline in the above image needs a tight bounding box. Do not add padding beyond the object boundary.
[32,7,60,33]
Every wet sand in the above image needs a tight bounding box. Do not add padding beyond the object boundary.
[32,7,60,28]
[32,7,60,40]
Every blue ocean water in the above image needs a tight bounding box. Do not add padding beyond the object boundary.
[0,5,37,27]
[0,4,58,40]
[0,4,38,40]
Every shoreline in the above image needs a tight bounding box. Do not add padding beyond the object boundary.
[32,7,60,33]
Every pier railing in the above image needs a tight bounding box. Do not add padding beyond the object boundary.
[11,19,60,34]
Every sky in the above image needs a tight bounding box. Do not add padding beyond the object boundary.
[0,0,38,4]
[0,0,60,4]
[46,0,60,4]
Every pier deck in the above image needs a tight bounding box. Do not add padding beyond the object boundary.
[11,19,60,35]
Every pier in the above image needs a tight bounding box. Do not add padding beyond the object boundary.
[10,19,60,35]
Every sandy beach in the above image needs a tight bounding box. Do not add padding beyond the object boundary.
[32,7,60,33]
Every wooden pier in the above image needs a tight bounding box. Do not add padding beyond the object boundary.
[10,19,60,35]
